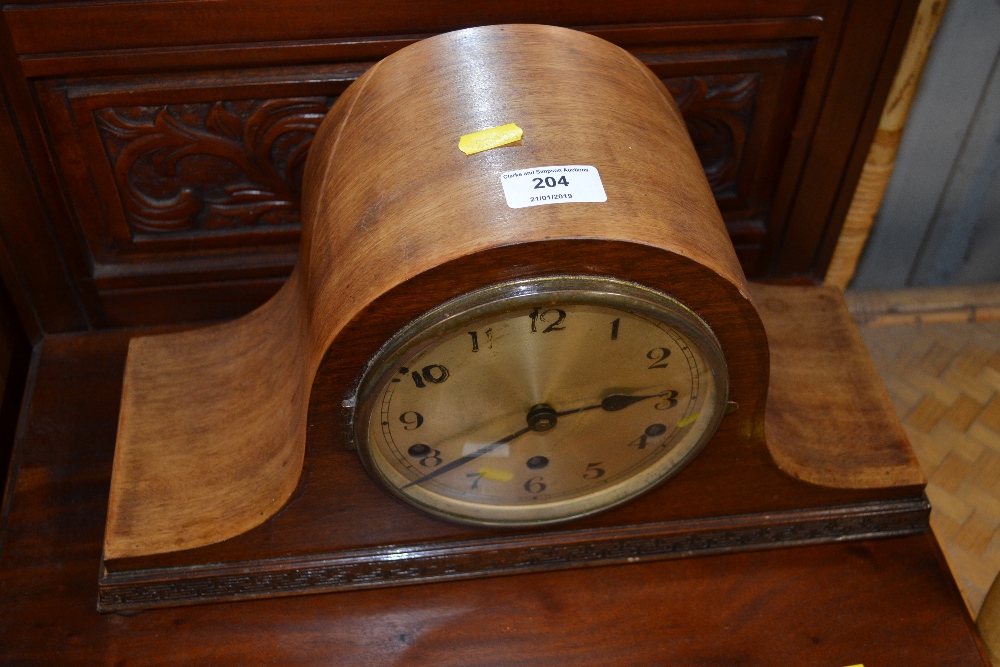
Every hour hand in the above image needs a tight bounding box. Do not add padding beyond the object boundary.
[600,390,676,411]
[556,389,676,417]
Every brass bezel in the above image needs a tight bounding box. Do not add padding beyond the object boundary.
[350,275,729,527]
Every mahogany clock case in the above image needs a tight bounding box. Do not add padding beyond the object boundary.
[97,26,926,611]
[97,273,929,612]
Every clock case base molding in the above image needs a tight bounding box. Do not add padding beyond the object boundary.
[98,498,929,612]
[97,282,928,612]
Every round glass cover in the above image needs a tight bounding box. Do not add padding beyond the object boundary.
[352,275,729,526]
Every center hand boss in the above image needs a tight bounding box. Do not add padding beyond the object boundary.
[401,389,677,489]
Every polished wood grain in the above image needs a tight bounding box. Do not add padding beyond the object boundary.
[100,28,934,611]
[0,278,30,495]
[32,57,796,308]
[104,25,757,560]
[0,0,919,331]
[0,329,988,665]
[98,274,930,609]
[754,283,925,488]
[101,274,929,603]
[773,0,920,278]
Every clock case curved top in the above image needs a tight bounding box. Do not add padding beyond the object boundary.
[100,25,925,610]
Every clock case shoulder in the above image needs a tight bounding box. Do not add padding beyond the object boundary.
[98,25,926,612]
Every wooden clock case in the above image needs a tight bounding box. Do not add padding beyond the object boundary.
[97,25,926,612]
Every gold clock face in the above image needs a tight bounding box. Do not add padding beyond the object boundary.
[351,276,728,526]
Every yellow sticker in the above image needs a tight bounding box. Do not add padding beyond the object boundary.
[677,413,700,428]
[458,123,523,155]
[477,466,514,482]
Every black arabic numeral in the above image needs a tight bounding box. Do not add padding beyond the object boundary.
[628,423,667,450]
[544,176,556,187]
[524,476,546,493]
[627,433,649,450]
[528,307,566,333]
[406,443,441,468]
[647,347,671,369]
[468,331,479,352]
[466,472,483,490]
[410,364,449,388]
[419,448,442,467]
[532,177,544,189]
[610,317,620,340]
[422,364,449,384]
[399,411,424,430]
[558,175,569,186]
[543,309,566,332]
[654,390,679,410]
[583,462,606,479]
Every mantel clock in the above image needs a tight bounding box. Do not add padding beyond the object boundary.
[98,24,927,612]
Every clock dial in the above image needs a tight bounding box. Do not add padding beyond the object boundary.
[352,276,728,526]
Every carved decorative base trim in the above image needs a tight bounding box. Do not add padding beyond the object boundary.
[98,498,929,612]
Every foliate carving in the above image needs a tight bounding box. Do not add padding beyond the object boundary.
[92,74,758,240]
[98,499,928,612]
[95,98,334,235]
[92,76,756,240]
[664,73,761,199]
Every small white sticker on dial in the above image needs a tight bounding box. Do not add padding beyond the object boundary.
[462,443,510,458]
[500,165,607,209]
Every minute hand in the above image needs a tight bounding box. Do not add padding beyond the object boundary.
[402,390,674,490]
[401,425,533,490]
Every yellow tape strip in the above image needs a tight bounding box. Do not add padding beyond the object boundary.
[459,123,523,155]
[477,466,514,482]
[843,664,865,667]
[677,413,700,428]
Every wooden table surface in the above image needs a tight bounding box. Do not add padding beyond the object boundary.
[0,329,990,665]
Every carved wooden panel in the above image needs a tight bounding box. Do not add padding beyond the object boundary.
[95,98,334,237]
[89,74,761,246]
[664,73,760,201]
[44,60,797,251]
[638,43,811,269]
[0,1,920,333]
[33,40,811,325]
[34,65,363,267]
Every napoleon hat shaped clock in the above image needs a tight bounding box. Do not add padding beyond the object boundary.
[99,24,926,611]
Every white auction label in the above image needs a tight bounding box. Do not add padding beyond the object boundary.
[500,165,607,209]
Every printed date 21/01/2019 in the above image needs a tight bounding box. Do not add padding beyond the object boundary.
[530,193,573,203]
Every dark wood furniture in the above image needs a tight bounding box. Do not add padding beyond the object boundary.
[0,2,989,664]
[1,0,920,335]
[0,331,990,664]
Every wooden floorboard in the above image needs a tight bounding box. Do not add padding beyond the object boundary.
[854,284,1000,616]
